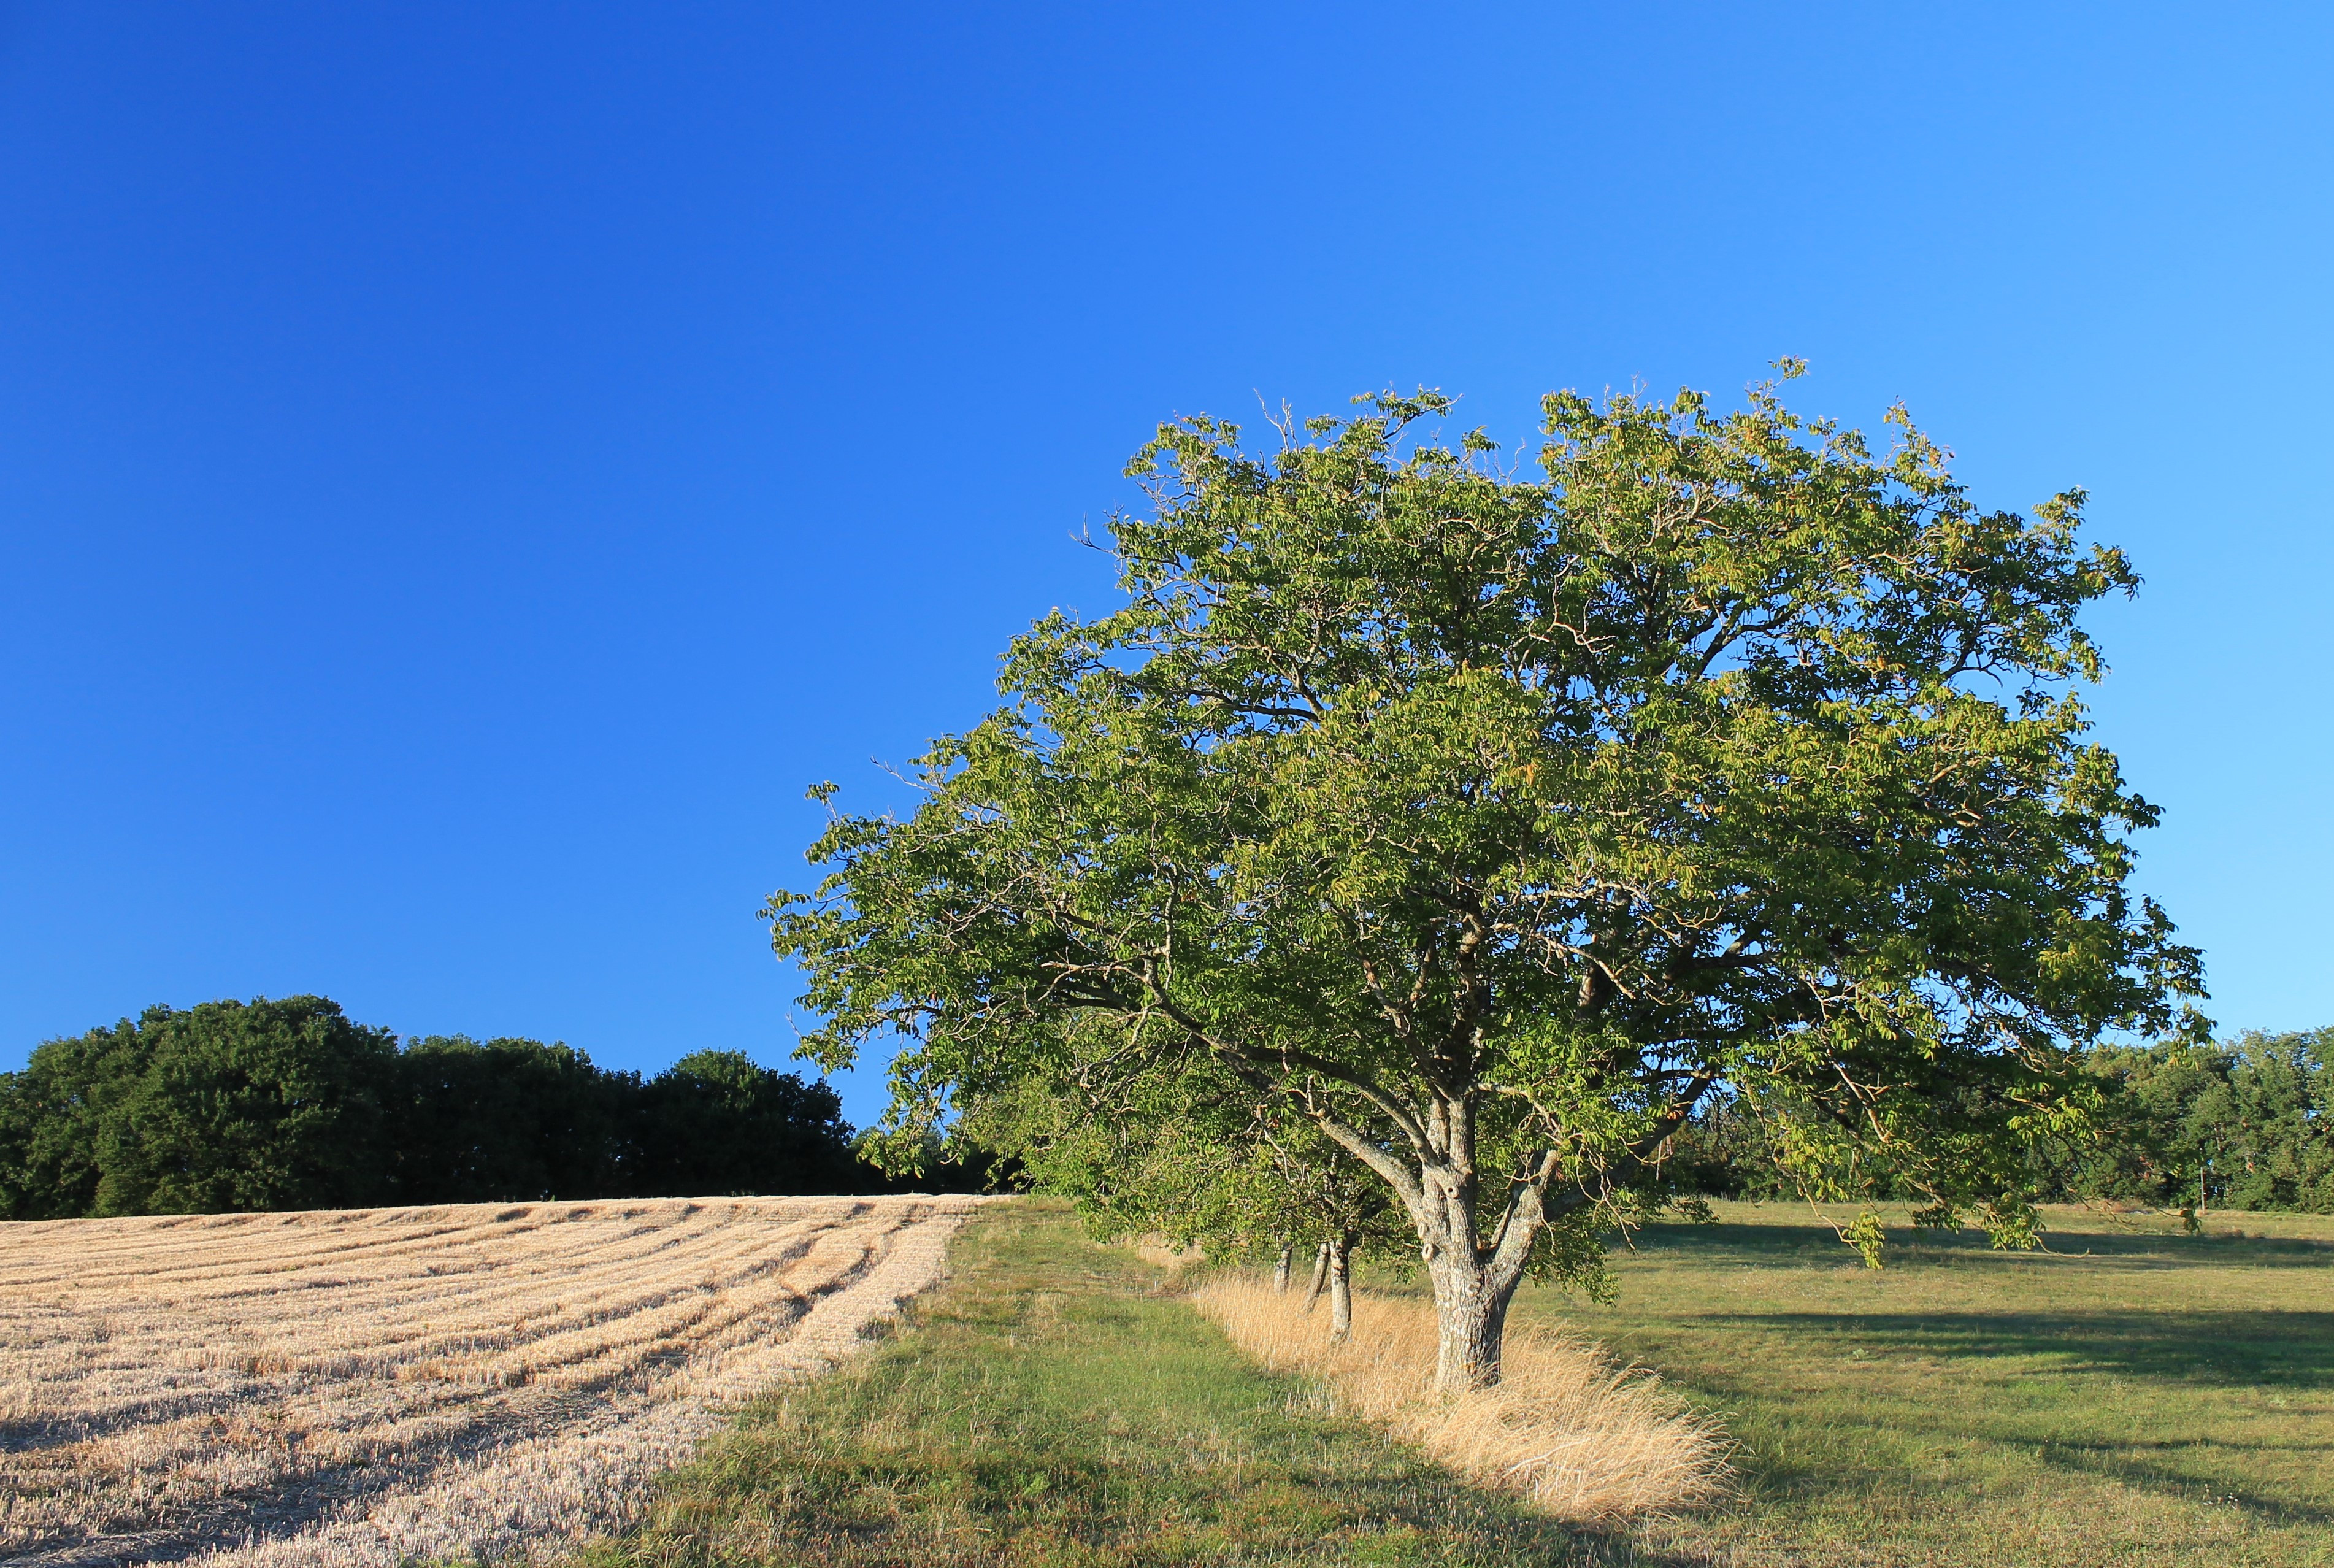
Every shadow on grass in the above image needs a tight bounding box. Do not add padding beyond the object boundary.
[2019,1433,2334,1528]
[1662,1305,2334,1530]
[1721,1419,2334,1535]
[1626,1218,2334,1272]
[1706,1308,2334,1389]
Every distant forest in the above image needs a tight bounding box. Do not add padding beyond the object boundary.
[1674,1029,2334,1216]
[0,996,983,1220]
[4,997,2324,1223]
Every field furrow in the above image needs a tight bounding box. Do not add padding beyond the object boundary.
[0,1194,983,1566]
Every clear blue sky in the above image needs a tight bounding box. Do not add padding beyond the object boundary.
[4,4,2327,1127]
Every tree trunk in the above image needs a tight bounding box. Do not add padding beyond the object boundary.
[1426,1258,1516,1389]
[1272,1242,1293,1293]
[1303,1240,1330,1310]
[1305,1089,1570,1390]
[1327,1234,1353,1340]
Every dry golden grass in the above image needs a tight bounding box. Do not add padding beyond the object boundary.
[0,1194,983,1567]
[1192,1274,1729,1524]
[1131,1237,1202,1272]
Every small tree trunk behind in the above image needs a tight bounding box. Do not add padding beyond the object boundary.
[1272,1242,1293,1293]
[1303,1240,1330,1310]
[1327,1234,1353,1340]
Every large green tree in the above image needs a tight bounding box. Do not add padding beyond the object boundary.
[633,1050,860,1197]
[0,1015,156,1219]
[92,997,399,1214]
[772,374,2207,1386]
[391,1035,637,1202]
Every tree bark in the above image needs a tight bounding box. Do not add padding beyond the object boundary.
[1299,1066,1666,1392]
[1327,1234,1353,1340]
[1427,1256,1513,1388]
[1272,1242,1293,1293]
[1305,1124,1534,1383]
[1303,1240,1330,1310]
[1405,1157,1550,1390]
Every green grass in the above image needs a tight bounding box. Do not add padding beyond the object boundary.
[1515,1201,2334,1567]
[570,1199,1631,1567]
[576,1199,2334,1567]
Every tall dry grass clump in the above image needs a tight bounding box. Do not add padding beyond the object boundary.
[1192,1275,1729,1523]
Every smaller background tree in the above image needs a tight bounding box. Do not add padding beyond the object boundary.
[963,1037,1419,1335]
[99,997,399,1215]
[634,1050,860,1197]
[391,1035,635,1202]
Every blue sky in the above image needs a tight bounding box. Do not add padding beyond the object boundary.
[3,4,2327,1126]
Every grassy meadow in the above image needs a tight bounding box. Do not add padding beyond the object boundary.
[572,1198,1596,1567]
[582,1199,2334,1567]
[1526,1201,2334,1566]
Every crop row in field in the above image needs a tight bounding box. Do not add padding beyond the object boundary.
[0,1193,981,1566]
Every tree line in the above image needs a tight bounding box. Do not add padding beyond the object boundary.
[0,994,970,1220]
[1673,1029,2334,1216]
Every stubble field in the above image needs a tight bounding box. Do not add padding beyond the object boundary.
[0,1194,982,1567]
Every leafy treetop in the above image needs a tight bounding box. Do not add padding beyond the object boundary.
[772,369,2206,1383]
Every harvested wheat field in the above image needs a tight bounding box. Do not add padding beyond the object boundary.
[0,1194,983,1567]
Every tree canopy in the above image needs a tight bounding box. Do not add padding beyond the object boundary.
[2074,1029,2332,1214]
[962,1020,1414,1333]
[634,1048,864,1197]
[4,998,399,1216]
[393,1034,636,1203]
[0,999,871,1216]
[774,372,2206,1386]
